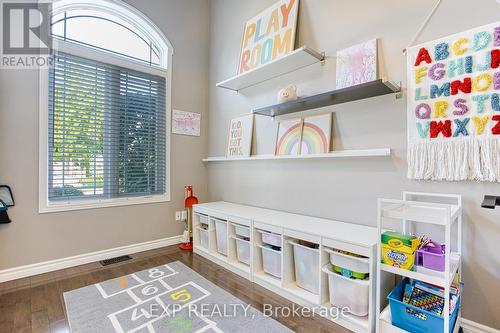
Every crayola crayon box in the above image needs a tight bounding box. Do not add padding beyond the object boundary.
[381,231,420,270]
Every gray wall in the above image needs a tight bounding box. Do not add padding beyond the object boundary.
[207,0,500,328]
[0,0,209,269]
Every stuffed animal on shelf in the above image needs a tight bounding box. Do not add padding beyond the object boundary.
[277,84,298,103]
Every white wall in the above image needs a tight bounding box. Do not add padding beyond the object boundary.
[0,0,209,269]
[207,0,500,328]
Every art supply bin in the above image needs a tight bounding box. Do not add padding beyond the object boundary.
[289,240,320,294]
[261,245,282,278]
[322,265,370,316]
[259,230,282,247]
[234,224,250,238]
[235,237,250,265]
[416,242,445,272]
[388,278,460,333]
[214,218,228,256]
[326,249,369,279]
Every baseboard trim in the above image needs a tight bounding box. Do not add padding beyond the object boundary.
[0,235,183,283]
[462,318,500,333]
[1,239,498,333]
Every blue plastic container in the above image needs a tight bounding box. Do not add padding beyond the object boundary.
[388,278,460,333]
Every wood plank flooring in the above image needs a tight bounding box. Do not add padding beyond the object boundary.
[0,245,350,333]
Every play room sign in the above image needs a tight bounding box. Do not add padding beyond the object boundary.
[238,0,298,74]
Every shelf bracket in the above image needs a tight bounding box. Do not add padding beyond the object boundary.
[382,80,402,99]
[320,52,326,66]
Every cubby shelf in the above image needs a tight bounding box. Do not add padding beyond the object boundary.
[203,148,391,162]
[216,46,324,91]
[193,202,381,333]
[253,79,401,117]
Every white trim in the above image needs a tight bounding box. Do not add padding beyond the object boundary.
[52,39,168,76]
[0,235,182,283]
[39,0,173,213]
[52,0,174,60]
[39,193,170,213]
[461,318,500,333]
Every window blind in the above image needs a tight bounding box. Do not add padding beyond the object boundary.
[48,52,166,201]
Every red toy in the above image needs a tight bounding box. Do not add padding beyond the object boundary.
[179,185,198,251]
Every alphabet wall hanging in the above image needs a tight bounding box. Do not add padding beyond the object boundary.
[407,21,500,182]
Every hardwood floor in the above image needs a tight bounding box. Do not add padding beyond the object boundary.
[0,245,350,333]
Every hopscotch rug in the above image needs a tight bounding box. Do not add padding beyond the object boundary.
[407,21,500,182]
[64,261,292,333]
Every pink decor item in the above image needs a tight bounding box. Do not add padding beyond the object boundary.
[335,39,378,89]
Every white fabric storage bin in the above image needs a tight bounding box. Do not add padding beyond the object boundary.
[199,228,209,249]
[290,241,320,294]
[235,237,250,265]
[197,213,208,225]
[326,249,369,274]
[322,264,370,316]
[234,224,250,238]
[261,246,281,278]
[259,230,282,247]
[214,218,228,256]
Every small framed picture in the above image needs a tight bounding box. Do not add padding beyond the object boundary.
[226,115,254,158]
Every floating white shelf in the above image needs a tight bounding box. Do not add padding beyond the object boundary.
[216,46,324,91]
[203,148,391,162]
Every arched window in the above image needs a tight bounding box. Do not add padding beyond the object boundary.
[39,0,173,212]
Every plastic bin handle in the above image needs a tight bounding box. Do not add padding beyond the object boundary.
[287,240,320,251]
[256,229,278,236]
[232,223,250,229]
[257,244,282,253]
[231,236,250,242]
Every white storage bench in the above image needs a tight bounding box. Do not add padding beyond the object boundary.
[193,201,381,333]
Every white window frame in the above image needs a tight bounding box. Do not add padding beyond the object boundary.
[39,0,173,213]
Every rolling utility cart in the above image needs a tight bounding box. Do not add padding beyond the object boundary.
[376,192,463,333]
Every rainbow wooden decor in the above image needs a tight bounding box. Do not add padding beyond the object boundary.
[275,118,303,155]
[300,114,332,155]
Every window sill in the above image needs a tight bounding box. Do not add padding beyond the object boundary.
[39,194,170,213]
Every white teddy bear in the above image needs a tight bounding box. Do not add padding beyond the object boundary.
[277,84,298,103]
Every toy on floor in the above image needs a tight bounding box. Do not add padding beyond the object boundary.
[381,231,420,270]
[179,185,198,251]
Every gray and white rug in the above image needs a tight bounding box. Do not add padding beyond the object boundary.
[64,261,292,333]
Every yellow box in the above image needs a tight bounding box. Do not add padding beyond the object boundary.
[381,232,420,270]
